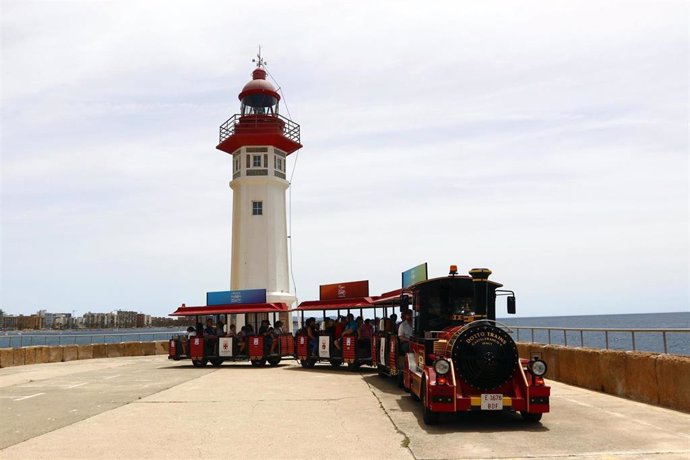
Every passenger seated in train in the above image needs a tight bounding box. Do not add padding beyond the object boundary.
[380,314,398,334]
[305,318,318,356]
[216,319,226,338]
[203,318,218,355]
[323,318,335,337]
[237,325,251,355]
[358,318,374,350]
[203,318,217,337]
[334,316,346,341]
[390,313,399,330]
[227,324,237,338]
[269,320,284,355]
[335,314,357,350]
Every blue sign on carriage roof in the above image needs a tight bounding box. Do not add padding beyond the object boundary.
[206,289,267,306]
[402,263,428,288]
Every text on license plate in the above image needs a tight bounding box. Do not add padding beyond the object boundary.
[481,394,503,410]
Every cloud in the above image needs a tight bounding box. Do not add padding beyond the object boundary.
[1,0,688,317]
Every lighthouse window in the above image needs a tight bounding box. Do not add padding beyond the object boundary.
[252,201,263,216]
[246,155,250,169]
[252,155,262,167]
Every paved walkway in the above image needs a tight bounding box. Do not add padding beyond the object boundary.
[1,356,688,459]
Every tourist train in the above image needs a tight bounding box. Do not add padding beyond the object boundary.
[167,264,550,424]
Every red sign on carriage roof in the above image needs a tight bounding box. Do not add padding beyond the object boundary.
[319,280,369,301]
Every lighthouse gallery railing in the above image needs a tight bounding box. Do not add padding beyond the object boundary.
[219,114,301,145]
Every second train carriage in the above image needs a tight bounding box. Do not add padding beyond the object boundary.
[294,281,399,370]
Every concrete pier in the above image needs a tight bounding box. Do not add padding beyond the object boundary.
[1,356,689,459]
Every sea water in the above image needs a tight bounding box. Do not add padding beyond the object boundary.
[499,311,689,356]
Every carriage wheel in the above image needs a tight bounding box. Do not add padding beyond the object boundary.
[347,362,361,372]
[267,356,281,366]
[300,358,316,368]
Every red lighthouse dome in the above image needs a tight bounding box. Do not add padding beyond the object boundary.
[216,58,302,155]
[238,68,281,114]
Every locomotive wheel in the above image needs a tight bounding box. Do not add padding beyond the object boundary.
[267,356,281,367]
[421,378,439,425]
[210,358,223,367]
[329,359,343,368]
[520,412,543,423]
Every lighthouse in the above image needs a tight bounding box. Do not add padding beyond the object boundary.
[216,54,302,329]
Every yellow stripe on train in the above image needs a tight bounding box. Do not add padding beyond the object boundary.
[469,396,513,407]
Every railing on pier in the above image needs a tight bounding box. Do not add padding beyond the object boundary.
[218,114,301,144]
[0,331,184,349]
[509,326,690,355]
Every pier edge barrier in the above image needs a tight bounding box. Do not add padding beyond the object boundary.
[517,342,688,413]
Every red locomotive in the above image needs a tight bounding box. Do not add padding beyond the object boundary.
[374,266,550,424]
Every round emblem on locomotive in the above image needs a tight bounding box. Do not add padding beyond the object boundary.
[450,321,518,390]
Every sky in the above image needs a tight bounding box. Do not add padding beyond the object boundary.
[1,0,688,318]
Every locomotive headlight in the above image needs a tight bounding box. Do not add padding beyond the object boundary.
[528,359,547,376]
[434,358,450,375]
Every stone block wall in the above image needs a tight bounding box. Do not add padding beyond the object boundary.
[517,342,690,413]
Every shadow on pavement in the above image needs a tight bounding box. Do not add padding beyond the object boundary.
[158,362,291,370]
[362,374,550,434]
[283,364,379,375]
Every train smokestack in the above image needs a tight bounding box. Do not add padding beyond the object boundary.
[469,268,492,319]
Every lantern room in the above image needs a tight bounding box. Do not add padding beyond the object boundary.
[239,67,280,116]
[216,62,302,156]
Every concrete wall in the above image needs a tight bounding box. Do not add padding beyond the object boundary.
[517,343,690,413]
[0,341,169,368]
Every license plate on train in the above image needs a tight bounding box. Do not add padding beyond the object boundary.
[481,394,503,410]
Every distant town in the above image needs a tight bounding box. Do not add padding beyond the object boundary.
[0,309,193,330]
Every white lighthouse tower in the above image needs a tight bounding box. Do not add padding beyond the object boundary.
[216,54,302,329]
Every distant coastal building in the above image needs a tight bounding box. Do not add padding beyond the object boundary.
[4,314,45,330]
[83,312,118,329]
[116,310,138,328]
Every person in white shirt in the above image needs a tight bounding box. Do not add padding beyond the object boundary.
[397,310,413,353]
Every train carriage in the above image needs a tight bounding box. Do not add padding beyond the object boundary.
[376,266,550,424]
[294,296,381,370]
[168,302,295,367]
[294,279,402,371]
